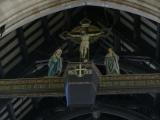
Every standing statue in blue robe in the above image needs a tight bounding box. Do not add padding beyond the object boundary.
[104,48,120,75]
[48,49,63,76]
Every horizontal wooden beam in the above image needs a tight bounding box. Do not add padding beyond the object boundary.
[99,74,160,94]
[0,77,64,97]
[0,74,160,97]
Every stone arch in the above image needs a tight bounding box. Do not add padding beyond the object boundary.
[0,0,160,36]
[53,104,151,120]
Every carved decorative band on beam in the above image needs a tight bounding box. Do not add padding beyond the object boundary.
[1,74,160,97]
[0,77,64,97]
[99,74,160,94]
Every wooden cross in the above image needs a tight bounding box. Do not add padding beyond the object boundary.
[74,64,89,77]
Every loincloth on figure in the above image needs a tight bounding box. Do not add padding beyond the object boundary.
[80,40,89,50]
[80,40,89,58]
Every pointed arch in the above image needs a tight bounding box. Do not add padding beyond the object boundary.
[0,0,160,36]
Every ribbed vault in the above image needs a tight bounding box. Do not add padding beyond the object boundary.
[0,0,160,36]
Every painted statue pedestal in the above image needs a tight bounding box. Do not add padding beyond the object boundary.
[64,62,100,108]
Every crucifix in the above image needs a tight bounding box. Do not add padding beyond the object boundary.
[61,18,104,62]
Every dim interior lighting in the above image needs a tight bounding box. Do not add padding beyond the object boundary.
[0,25,5,37]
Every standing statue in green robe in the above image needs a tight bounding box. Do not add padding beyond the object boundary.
[104,48,120,75]
[48,49,63,76]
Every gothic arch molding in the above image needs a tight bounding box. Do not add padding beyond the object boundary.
[0,0,160,37]
[53,104,151,120]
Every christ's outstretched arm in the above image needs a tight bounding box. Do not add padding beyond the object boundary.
[67,32,81,38]
[88,31,104,37]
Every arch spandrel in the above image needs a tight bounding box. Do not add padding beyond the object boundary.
[0,0,160,37]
